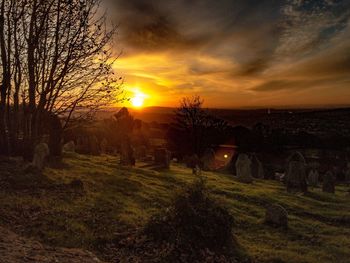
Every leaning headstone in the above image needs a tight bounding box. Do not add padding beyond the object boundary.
[32,143,50,171]
[251,154,264,179]
[154,148,171,169]
[308,169,319,187]
[63,141,75,153]
[201,148,216,171]
[322,171,336,193]
[235,154,253,183]
[265,204,288,228]
[285,152,307,193]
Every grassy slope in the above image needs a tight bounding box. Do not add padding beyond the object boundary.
[0,153,349,263]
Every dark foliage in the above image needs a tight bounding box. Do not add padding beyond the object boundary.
[167,96,231,158]
[142,179,250,262]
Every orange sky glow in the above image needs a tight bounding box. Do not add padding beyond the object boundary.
[111,0,350,109]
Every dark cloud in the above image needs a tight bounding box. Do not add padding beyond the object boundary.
[252,80,315,92]
[112,0,209,51]
[235,58,270,77]
[110,0,350,107]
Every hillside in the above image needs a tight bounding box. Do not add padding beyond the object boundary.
[0,226,102,263]
[0,154,349,262]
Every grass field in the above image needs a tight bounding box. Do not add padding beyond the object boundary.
[0,153,349,262]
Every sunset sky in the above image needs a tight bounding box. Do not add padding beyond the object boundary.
[110,0,350,108]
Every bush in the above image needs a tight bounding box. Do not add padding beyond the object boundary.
[143,179,250,262]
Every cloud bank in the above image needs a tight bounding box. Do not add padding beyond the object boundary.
[110,0,350,108]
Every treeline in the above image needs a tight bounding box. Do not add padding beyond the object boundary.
[165,96,350,159]
[0,0,121,159]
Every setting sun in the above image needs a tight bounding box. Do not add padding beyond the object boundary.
[131,96,144,107]
[131,91,146,108]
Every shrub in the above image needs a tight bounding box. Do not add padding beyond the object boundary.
[143,179,250,262]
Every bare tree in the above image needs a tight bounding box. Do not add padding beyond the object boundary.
[175,96,206,155]
[168,96,229,157]
[0,0,123,158]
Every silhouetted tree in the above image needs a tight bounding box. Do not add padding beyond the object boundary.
[167,96,229,157]
[0,0,123,158]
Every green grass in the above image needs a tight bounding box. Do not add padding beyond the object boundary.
[0,153,349,262]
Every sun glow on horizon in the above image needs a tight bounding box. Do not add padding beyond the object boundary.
[130,89,148,108]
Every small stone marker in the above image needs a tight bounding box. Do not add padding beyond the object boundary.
[63,141,75,153]
[265,204,288,228]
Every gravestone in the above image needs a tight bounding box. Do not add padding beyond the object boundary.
[135,146,147,160]
[265,204,288,228]
[32,143,50,171]
[120,139,135,166]
[285,152,307,193]
[322,171,336,193]
[89,136,100,155]
[100,138,108,154]
[201,148,216,171]
[345,163,350,184]
[154,148,171,169]
[76,137,85,153]
[251,154,264,179]
[63,141,75,153]
[308,169,319,187]
[235,154,253,183]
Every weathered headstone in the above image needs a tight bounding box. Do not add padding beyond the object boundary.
[251,154,264,179]
[308,169,319,187]
[120,139,135,166]
[265,204,288,228]
[201,148,216,171]
[63,141,75,153]
[345,163,350,184]
[75,137,85,153]
[89,136,100,156]
[135,145,147,160]
[100,138,108,154]
[322,171,336,193]
[154,148,171,169]
[285,152,307,193]
[235,154,253,183]
[32,143,50,171]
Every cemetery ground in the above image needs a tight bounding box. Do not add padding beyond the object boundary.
[0,154,349,263]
